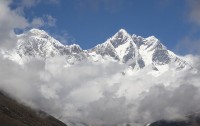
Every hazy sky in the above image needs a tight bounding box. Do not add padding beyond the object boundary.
[9,0,200,54]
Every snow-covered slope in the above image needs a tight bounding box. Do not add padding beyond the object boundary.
[1,28,193,75]
[2,29,88,65]
[89,29,145,70]
[89,29,192,75]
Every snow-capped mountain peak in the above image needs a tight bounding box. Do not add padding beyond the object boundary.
[90,29,140,63]
[118,28,128,34]
[15,29,65,58]
[3,28,88,65]
[29,28,48,35]
[17,28,63,47]
[69,44,83,53]
[1,28,193,76]
[110,29,132,48]
[90,29,192,74]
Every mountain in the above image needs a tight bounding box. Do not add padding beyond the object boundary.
[146,112,200,126]
[0,28,198,126]
[0,91,67,126]
[90,29,192,75]
[2,28,88,65]
[1,28,192,76]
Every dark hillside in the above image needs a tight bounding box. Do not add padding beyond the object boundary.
[149,114,200,126]
[0,91,67,126]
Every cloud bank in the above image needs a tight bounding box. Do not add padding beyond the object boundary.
[0,53,200,126]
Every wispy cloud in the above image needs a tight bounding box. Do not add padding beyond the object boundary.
[177,36,200,54]
[0,0,28,48]
[187,0,200,26]
[0,0,58,48]
[15,0,60,8]
[50,31,74,45]
[175,0,200,55]
[20,0,41,8]
[30,15,57,28]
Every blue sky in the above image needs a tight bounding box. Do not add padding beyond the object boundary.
[10,0,200,54]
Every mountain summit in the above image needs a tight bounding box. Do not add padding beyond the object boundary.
[1,28,192,76]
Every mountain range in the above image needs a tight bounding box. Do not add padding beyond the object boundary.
[0,28,198,126]
[0,28,193,76]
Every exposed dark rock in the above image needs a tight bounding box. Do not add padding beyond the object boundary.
[0,92,67,126]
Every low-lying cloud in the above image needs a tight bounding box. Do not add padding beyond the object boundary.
[0,53,200,126]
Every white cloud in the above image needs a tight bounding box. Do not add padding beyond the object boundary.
[175,0,200,55]
[17,0,60,8]
[0,0,28,48]
[176,36,200,55]
[51,31,76,45]
[45,15,56,27]
[30,15,56,28]
[181,54,200,69]
[31,17,44,28]
[20,0,41,8]
[0,0,57,49]
[0,54,200,126]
